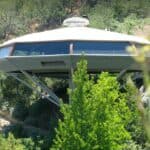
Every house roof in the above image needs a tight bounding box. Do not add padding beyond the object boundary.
[1,26,150,47]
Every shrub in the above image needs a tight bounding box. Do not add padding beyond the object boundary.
[0,133,25,150]
[51,60,131,150]
[0,133,43,150]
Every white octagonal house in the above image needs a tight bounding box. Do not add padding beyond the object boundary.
[0,17,149,106]
[0,17,149,74]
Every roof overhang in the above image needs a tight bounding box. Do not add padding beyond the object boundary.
[0,27,150,48]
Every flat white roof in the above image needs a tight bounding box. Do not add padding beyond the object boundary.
[1,27,150,47]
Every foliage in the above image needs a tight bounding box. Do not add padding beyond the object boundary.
[116,14,142,34]
[86,3,146,34]
[0,0,149,42]
[127,44,150,149]
[88,4,119,31]
[0,132,56,150]
[0,133,25,150]
[52,60,131,150]
[125,80,146,147]
[123,140,143,150]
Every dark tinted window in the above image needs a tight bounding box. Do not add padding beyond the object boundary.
[13,41,130,56]
[73,41,130,54]
[13,42,70,56]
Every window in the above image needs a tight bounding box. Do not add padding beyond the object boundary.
[12,41,131,56]
[73,41,130,54]
[13,42,70,56]
[0,46,12,58]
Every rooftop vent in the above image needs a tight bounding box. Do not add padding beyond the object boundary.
[63,17,89,27]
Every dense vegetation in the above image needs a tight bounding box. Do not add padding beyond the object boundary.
[0,0,150,42]
[0,59,146,149]
[52,60,132,150]
[0,0,150,149]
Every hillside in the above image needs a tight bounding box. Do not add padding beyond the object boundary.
[0,0,150,149]
[0,0,150,43]
[134,24,150,38]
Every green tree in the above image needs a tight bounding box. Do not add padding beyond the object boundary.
[51,60,131,150]
[88,4,118,31]
[125,79,146,148]
[116,14,142,34]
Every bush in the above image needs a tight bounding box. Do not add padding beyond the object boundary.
[51,60,131,150]
[0,133,25,150]
[0,133,43,150]
[88,4,118,31]
[124,140,143,150]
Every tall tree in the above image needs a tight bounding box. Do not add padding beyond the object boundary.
[51,60,131,150]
